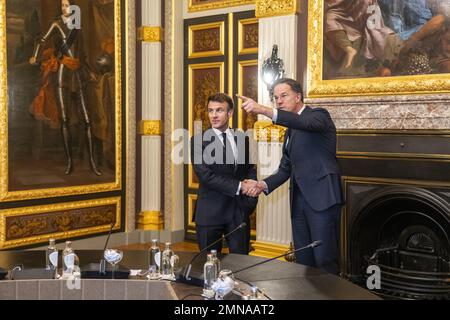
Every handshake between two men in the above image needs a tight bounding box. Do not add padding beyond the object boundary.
[241,179,267,198]
[235,93,278,199]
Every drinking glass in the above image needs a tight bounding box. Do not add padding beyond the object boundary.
[104,249,123,279]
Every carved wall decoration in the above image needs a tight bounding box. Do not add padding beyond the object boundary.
[139,26,163,42]
[188,0,254,12]
[255,0,298,18]
[188,22,225,58]
[238,18,258,55]
[0,198,120,249]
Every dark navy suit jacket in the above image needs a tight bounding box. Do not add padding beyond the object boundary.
[264,107,343,212]
[191,129,258,226]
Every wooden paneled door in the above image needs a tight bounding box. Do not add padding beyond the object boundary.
[183,11,259,242]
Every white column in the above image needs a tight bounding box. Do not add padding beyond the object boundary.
[252,14,298,257]
[138,0,163,230]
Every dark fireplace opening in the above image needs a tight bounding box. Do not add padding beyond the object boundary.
[347,187,450,300]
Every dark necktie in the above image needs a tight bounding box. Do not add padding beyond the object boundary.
[222,132,235,165]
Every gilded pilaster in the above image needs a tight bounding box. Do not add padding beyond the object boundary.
[139,0,163,230]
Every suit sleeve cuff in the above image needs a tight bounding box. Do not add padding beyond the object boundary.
[272,109,278,123]
[262,181,269,195]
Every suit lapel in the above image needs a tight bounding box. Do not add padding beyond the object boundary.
[284,128,291,150]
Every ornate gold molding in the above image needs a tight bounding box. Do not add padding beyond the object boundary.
[140,120,162,136]
[0,197,121,249]
[238,18,259,55]
[250,241,290,260]
[254,120,287,142]
[138,26,163,42]
[188,21,225,59]
[306,0,450,98]
[137,211,164,230]
[256,0,298,18]
[0,0,123,202]
[188,0,254,12]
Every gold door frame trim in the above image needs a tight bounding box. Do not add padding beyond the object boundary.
[188,21,225,59]
[0,0,123,202]
[188,0,254,12]
[0,197,121,249]
[187,194,197,229]
[228,13,234,98]
[188,166,200,190]
[188,61,225,189]
[238,60,258,129]
[238,18,258,55]
[306,0,450,98]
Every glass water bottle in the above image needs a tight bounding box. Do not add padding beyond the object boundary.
[148,239,161,279]
[203,253,217,298]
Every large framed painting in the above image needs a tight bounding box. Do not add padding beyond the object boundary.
[1,0,122,202]
[307,0,450,98]
[188,0,254,12]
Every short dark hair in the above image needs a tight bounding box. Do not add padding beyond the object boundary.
[272,78,304,102]
[207,93,234,110]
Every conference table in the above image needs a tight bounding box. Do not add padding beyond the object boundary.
[0,250,380,300]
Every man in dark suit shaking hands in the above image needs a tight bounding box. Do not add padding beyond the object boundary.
[191,93,258,254]
[238,78,343,274]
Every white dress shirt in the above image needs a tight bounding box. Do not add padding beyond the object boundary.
[213,128,241,195]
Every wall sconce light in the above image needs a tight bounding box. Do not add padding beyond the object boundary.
[261,45,285,101]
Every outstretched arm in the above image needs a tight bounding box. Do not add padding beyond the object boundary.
[237,95,274,119]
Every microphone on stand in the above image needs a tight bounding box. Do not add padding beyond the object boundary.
[219,240,323,300]
[177,222,247,287]
[233,240,322,275]
[80,223,131,279]
[99,223,115,274]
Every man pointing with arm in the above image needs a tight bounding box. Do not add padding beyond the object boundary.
[237,78,344,275]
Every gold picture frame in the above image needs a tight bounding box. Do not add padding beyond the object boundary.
[188,0,254,13]
[237,60,258,130]
[1,0,123,202]
[238,18,258,55]
[0,197,121,249]
[306,0,450,98]
[188,21,225,59]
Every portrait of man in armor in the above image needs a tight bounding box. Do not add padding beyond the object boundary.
[6,0,118,191]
